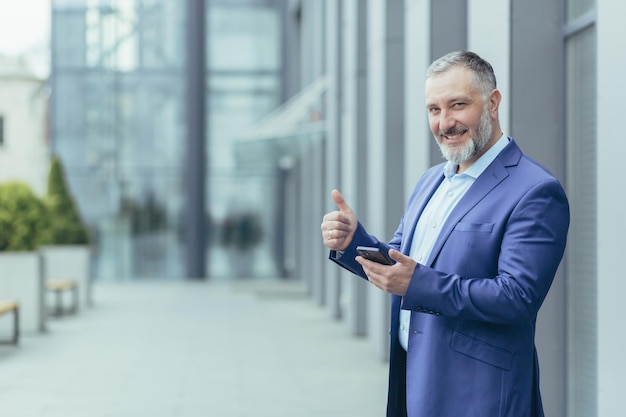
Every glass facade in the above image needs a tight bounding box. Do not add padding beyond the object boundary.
[50,0,283,280]
[207,1,282,279]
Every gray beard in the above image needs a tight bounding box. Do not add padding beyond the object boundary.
[438,106,492,164]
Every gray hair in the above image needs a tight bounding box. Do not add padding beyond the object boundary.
[426,51,497,99]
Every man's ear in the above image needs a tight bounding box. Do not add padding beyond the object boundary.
[489,89,502,117]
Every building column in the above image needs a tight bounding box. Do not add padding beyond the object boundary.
[428,0,467,165]
[404,0,432,195]
[324,0,343,319]
[341,0,369,336]
[510,2,566,415]
[365,0,405,360]
[468,0,510,133]
[185,0,207,279]
[597,1,626,415]
[297,0,326,301]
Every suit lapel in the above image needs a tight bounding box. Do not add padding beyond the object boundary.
[400,168,444,255]
[425,140,521,267]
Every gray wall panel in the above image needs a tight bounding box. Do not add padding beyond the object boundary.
[511,2,566,417]
[365,0,405,361]
[428,0,467,165]
[342,0,369,336]
[324,0,343,319]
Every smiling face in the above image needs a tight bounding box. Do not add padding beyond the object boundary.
[425,66,501,172]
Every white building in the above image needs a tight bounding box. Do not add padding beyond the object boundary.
[0,54,49,195]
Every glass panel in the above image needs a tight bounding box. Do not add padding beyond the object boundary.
[206,2,282,279]
[210,73,278,93]
[137,1,185,69]
[209,172,277,279]
[51,0,186,280]
[566,25,597,417]
[53,5,88,68]
[95,0,139,71]
[566,0,596,22]
[209,6,280,71]
[209,87,278,170]
[83,0,184,71]
[51,0,283,280]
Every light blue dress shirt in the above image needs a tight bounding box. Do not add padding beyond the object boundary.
[398,134,509,350]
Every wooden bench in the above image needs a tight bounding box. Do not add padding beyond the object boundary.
[46,279,79,317]
[0,300,19,345]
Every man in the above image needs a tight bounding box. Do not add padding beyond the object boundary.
[320,51,569,417]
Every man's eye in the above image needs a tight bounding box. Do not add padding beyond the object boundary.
[453,103,465,108]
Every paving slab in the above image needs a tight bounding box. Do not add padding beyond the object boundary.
[0,279,388,417]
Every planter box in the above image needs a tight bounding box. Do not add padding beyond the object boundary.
[40,245,92,310]
[0,251,46,334]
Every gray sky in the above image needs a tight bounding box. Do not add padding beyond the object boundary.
[0,0,50,75]
[0,0,49,54]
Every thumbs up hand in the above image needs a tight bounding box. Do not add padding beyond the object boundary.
[321,189,357,251]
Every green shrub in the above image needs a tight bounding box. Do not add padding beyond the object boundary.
[42,156,89,245]
[0,182,50,251]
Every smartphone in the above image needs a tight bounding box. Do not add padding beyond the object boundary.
[356,246,394,265]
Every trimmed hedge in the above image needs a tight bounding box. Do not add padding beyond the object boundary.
[0,182,49,251]
[42,156,89,245]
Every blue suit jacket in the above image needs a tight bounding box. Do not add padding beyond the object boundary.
[331,140,569,417]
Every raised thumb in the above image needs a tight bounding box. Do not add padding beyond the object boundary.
[331,189,352,213]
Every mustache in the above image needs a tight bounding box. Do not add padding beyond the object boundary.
[438,127,467,136]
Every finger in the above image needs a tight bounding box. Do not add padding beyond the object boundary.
[321,219,347,237]
[322,210,341,222]
[356,255,384,272]
[331,189,353,215]
[357,260,386,290]
[388,249,409,263]
[322,211,348,228]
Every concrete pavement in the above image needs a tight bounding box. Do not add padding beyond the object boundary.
[0,279,388,417]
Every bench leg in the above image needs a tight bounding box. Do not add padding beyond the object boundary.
[50,287,79,317]
[12,307,19,344]
[0,307,19,345]
[53,290,63,317]
[72,286,79,314]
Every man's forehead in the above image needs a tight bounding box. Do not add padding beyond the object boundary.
[425,67,477,101]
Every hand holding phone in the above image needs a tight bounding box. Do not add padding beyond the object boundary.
[356,246,394,265]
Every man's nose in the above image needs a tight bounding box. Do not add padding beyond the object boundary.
[438,110,456,133]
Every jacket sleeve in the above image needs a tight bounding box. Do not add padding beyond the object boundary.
[329,221,399,279]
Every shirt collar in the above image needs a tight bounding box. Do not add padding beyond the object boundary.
[443,133,509,179]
